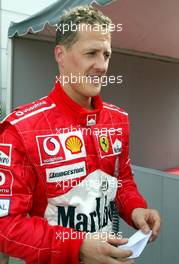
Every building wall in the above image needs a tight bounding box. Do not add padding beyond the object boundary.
[0,0,56,120]
[102,52,179,170]
[120,166,179,264]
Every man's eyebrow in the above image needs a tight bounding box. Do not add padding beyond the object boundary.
[84,48,100,52]
[84,48,112,54]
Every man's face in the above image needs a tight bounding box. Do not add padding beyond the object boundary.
[56,24,111,98]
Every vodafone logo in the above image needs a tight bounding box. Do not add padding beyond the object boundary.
[0,172,5,186]
[15,111,24,116]
[43,137,60,156]
[36,135,65,165]
[0,169,13,195]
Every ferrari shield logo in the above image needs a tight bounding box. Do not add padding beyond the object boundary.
[99,136,109,153]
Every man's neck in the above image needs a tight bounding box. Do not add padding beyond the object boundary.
[62,84,93,110]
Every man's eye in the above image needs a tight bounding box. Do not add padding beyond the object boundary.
[87,52,96,56]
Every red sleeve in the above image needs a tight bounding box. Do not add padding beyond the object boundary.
[115,115,147,226]
[0,121,84,263]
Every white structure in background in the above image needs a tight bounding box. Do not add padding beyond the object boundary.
[0,0,56,119]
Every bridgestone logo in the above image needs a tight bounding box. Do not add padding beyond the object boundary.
[46,161,86,183]
[0,189,9,193]
[49,167,84,179]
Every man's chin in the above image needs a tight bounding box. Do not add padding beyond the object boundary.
[85,83,102,97]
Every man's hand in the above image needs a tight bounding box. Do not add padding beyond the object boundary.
[131,208,161,242]
[0,253,9,264]
[79,233,135,264]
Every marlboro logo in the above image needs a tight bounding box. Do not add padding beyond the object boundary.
[0,144,12,166]
[57,196,114,232]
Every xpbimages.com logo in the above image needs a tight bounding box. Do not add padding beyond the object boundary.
[55,74,123,86]
[56,22,123,35]
[55,178,123,191]
[56,230,123,242]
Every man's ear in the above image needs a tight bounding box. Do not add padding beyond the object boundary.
[54,44,65,68]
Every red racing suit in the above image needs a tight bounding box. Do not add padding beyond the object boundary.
[0,81,147,263]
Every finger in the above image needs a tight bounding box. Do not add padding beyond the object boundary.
[137,219,150,234]
[149,227,160,242]
[118,259,135,264]
[107,243,133,259]
[151,213,161,236]
[123,261,135,264]
[147,212,161,242]
[104,256,120,264]
[107,236,129,246]
[105,256,135,264]
[149,233,158,242]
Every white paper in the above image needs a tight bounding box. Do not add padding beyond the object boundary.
[119,230,152,259]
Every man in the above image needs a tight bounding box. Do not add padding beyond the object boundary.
[0,5,160,264]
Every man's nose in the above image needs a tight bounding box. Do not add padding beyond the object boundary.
[93,55,108,73]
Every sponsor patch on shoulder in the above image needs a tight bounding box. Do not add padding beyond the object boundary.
[15,100,47,117]
[0,144,12,166]
[0,198,10,217]
[0,169,14,195]
[46,161,86,183]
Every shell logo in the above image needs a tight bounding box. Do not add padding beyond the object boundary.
[65,136,83,154]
